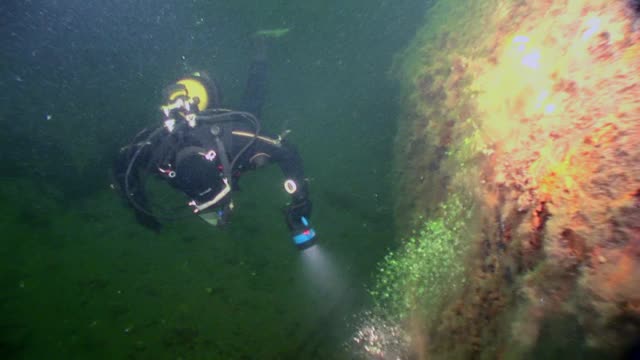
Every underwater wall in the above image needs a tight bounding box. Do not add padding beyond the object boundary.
[364,0,640,358]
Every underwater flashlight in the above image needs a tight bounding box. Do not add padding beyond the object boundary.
[293,216,317,250]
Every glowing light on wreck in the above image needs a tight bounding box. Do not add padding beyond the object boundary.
[521,51,541,69]
[582,17,601,41]
[536,90,550,106]
[512,35,529,51]
[544,104,556,114]
[509,35,542,69]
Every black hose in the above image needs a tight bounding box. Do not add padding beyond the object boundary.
[123,126,172,218]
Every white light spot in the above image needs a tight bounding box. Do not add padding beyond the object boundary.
[521,51,541,69]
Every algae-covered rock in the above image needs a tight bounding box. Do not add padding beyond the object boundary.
[361,0,640,358]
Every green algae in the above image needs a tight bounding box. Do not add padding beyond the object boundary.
[370,194,474,322]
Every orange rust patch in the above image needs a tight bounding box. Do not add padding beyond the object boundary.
[590,123,619,147]
[605,253,635,291]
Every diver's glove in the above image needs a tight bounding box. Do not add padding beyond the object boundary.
[285,198,316,250]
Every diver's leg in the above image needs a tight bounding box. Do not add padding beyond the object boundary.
[240,36,269,118]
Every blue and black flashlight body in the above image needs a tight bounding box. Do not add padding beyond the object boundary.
[292,216,316,250]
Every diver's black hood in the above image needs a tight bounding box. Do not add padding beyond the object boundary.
[172,147,224,202]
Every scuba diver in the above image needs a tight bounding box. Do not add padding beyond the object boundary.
[112,35,317,250]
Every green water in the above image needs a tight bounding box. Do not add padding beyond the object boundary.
[0,0,427,358]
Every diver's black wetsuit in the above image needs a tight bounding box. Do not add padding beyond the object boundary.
[113,60,311,232]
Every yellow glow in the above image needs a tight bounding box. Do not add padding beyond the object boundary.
[468,0,639,188]
[472,31,558,148]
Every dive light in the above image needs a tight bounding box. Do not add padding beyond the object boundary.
[292,216,317,250]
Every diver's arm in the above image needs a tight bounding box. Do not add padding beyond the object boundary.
[236,134,310,208]
[241,136,311,216]
[267,140,316,248]
[272,141,310,205]
[231,131,316,248]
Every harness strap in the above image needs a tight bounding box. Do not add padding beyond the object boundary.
[212,127,233,182]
